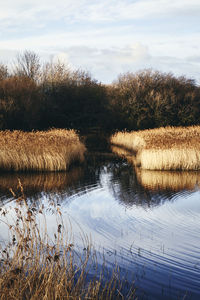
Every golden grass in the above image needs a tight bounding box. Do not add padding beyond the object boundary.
[111,146,200,190]
[111,146,137,166]
[110,132,145,153]
[0,182,135,299]
[137,148,200,170]
[110,126,200,170]
[0,129,86,171]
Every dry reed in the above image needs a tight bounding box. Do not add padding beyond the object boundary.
[0,129,86,171]
[111,146,200,190]
[0,182,135,299]
[110,126,200,170]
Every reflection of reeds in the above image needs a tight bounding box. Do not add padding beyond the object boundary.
[0,167,83,192]
[136,169,200,191]
[111,146,138,166]
[0,185,135,299]
[0,129,86,171]
[111,126,200,170]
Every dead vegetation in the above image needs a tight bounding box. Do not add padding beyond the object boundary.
[0,129,86,171]
[110,126,200,170]
[0,181,135,299]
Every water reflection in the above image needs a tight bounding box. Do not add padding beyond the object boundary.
[136,169,200,191]
[107,163,197,209]
[0,167,84,206]
[0,154,200,299]
[111,144,200,190]
[2,155,198,209]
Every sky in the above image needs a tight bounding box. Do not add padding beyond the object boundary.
[0,0,200,83]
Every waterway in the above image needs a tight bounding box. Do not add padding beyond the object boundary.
[0,151,200,299]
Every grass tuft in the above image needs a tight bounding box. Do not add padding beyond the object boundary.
[110,126,200,170]
[0,129,86,171]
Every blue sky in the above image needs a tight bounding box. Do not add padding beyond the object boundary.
[0,0,200,83]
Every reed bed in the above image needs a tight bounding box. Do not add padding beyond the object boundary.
[111,146,200,190]
[0,129,86,171]
[110,126,200,170]
[0,182,135,299]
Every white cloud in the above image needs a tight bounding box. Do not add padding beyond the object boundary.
[0,0,200,29]
[53,52,70,65]
[0,0,199,83]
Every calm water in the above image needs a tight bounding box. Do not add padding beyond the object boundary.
[0,154,200,299]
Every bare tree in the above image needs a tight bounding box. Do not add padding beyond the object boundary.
[0,63,8,80]
[41,60,72,85]
[14,50,41,82]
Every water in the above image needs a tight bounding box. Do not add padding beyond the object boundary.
[0,154,200,299]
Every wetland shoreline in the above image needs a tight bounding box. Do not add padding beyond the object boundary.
[0,129,86,172]
[111,125,200,170]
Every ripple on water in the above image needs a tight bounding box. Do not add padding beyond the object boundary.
[1,159,200,299]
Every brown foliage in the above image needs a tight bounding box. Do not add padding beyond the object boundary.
[111,126,200,170]
[109,70,200,129]
[0,129,86,171]
[0,184,135,299]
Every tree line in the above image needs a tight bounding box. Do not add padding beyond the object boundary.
[0,51,199,132]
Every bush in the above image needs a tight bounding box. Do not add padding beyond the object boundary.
[108,70,200,130]
[0,53,199,132]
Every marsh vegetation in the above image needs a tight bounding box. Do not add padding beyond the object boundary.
[0,181,135,299]
[0,129,85,171]
[0,50,200,299]
[0,158,199,299]
[111,126,200,170]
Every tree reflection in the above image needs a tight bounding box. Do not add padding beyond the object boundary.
[0,155,199,209]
